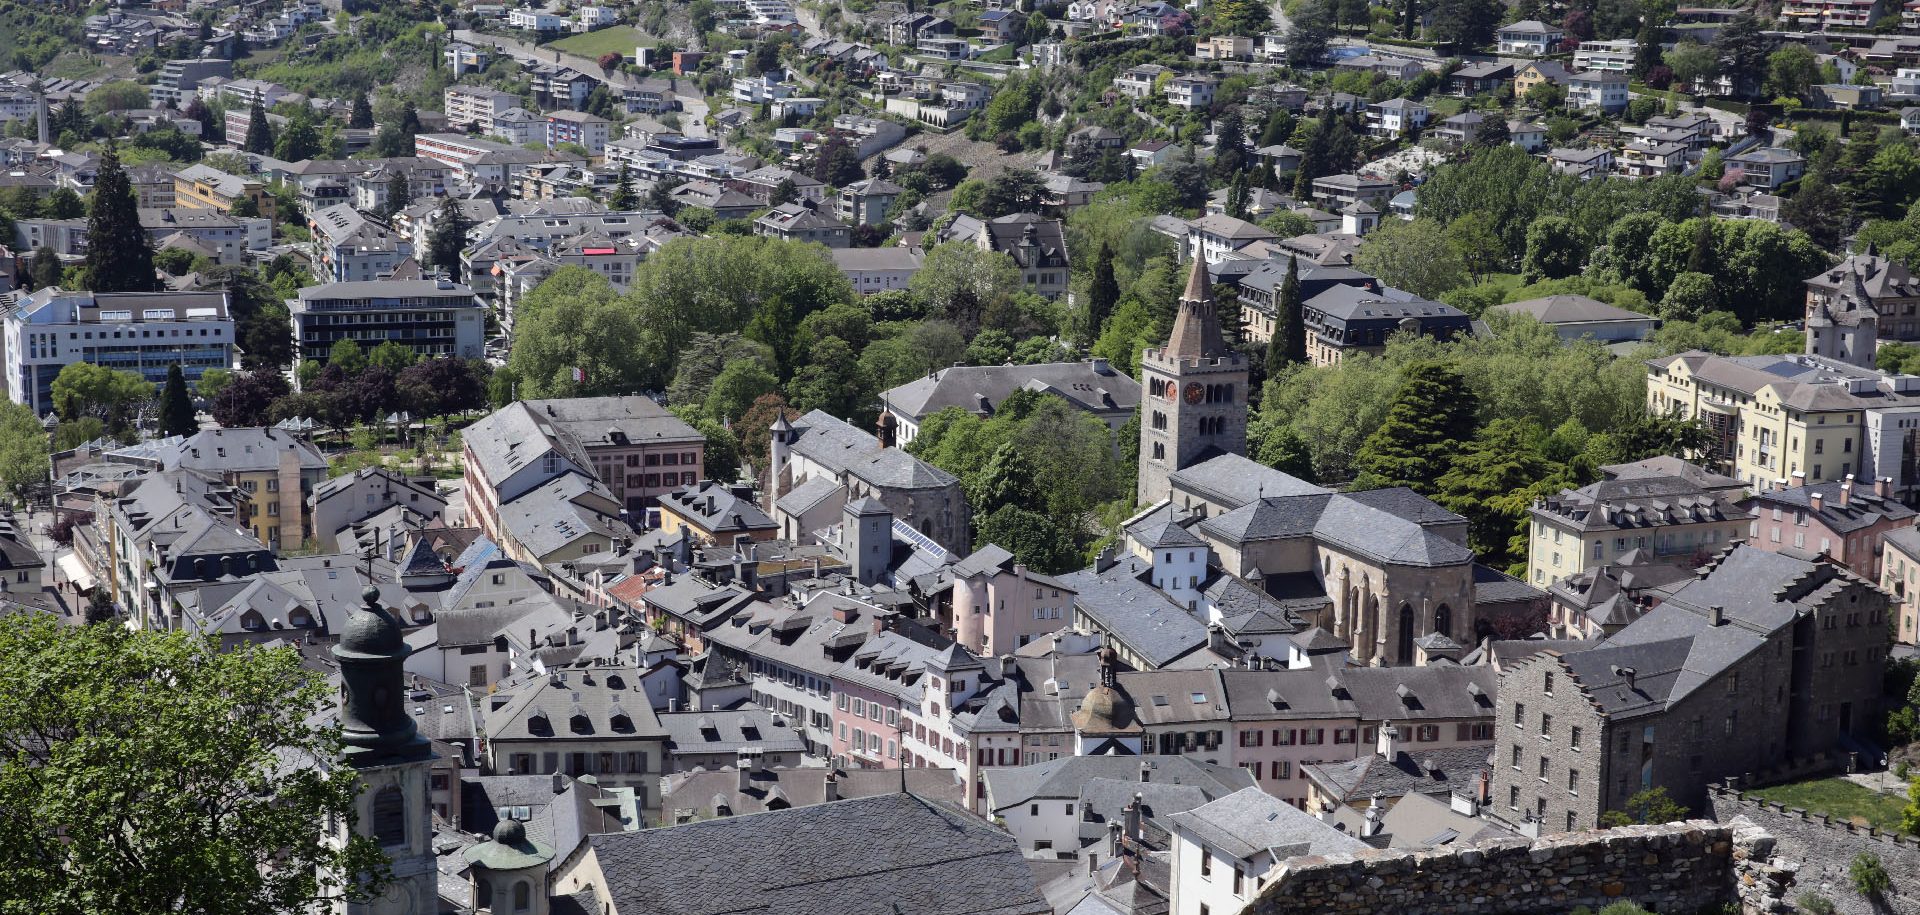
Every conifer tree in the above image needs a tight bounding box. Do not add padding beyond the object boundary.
[1086,242,1119,344]
[382,171,411,221]
[29,244,62,290]
[608,162,638,210]
[84,144,158,293]
[158,364,197,438]
[349,92,374,129]
[1265,256,1306,376]
[1352,361,1479,494]
[244,103,275,155]
[426,195,471,277]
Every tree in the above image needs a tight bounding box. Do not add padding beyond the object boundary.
[972,169,1046,218]
[1447,212,1505,283]
[1352,361,1479,494]
[1781,177,1849,250]
[0,401,49,499]
[1767,45,1819,101]
[1472,116,1511,148]
[1661,271,1719,321]
[507,268,660,398]
[1210,0,1271,34]
[1353,219,1468,299]
[1664,42,1720,94]
[910,242,1024,337]
[29,244,62,290]
[1085,243,1120,345]
[381,171,411,221]
[1286,0,1334,67]
[84,144,158,293]
[1435,419,1559,567]
[349,92,374,130]
[43,187,84,220]
[367,340,417,373]
[647,174,684,216]
[328,339,368,375]
[608,162,637,210]
[395,358,487,418]
[244,102,275,155]
[704,360,780,423]
[157,365,196,437]
[426,195,471,276]
[1599,786,1689,826]
[1522,216,1585,281]
[50,363,152,434]
[0,615,389,914]
[1430,0,1502,48]
[84,80,151,117]
[1713,13,1772,100]
[1213,110,1248,179]
[1266,256,1307,375]
[273,109,321,163]
[769,177,799,207]
[974,503,1080,573]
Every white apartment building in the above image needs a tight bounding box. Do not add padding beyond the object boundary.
[444,85,522,133]
[4,289,234,416]
[1573,39,1637,73]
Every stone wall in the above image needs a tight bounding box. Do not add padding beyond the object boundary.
[1246,819,1795,915]
[1707,782,1920,915]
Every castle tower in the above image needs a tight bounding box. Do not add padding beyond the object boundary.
[334,586,437,915]
[1136,256,1248,506]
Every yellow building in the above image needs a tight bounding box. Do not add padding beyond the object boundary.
[173,163,275,219]
[157,428,328,551]
[1645,351,1899,491]
[1512,61,1571,98]
[1524,457,1750,587]
[1881,527,1920,645]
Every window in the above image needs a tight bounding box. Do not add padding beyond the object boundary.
[1567,769,1579,794]
[1570,726,1582,751]
[1509,785,1520,809]
[370,786,407,847]
[1538,756,1549,779]
[1511,746,1522,769]
[1540,713,1552,738]
[1200,850,1212,878]
[1513,702,1525,727]
[1543,672,1554,695]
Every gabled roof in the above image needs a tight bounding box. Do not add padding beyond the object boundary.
[584,793,1050,915]
[1166,787,1364,862]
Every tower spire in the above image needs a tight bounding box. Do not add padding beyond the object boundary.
[1164,255,1226,359]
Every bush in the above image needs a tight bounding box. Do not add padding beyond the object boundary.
[1796,894,1836,915]
[1850,852,1891,898]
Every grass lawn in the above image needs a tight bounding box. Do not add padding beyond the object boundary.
[1746,777,1910,833]
[545,25,649,59]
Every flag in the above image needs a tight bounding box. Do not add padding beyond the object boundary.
[571,367,585,383]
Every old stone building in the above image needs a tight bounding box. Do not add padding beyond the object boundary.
[1137,256,1249,507]
[1805,251,1920,368]
[1490,545,1889,834]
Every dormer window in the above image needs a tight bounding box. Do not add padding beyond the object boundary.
[570,714,593,734]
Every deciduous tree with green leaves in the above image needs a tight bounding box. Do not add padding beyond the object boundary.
[0,400,50,501]
[0,615,391,915]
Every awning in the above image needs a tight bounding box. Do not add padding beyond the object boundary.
[56,552,96,592]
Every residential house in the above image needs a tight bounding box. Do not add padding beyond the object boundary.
[545,110,612,154]
[878,359,1140,446]
[1524,469,1748,588]
[1166,788,1365,915]
[938,213,1070,299]
[463,395,705,523]
[483,665,669,818]
[1566,70,1630,113]
[831,246,924,295]
[753,202,850,248]
[1573,38,1637,72]
[1726,147,1807,190]
[1742,476,1916,579]
[1448,61,1514,96]
[1366,98,1430,137]
[154,428,329,550]
[1548,147,1613,180]
[1497,20,1565,55]
[1165,74,1217,110]
[1300,284,1474,365]
[290,278,487,365]
[173,163,274,218]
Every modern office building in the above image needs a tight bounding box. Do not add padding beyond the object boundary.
[3,288,233,415]
[290,278,486,366]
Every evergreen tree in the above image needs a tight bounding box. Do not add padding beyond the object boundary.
[1226,171,1250,220]
[381,172,411,223]
[426,195,471,277]
[608,161,638,210]
[1086,242,1119,344]
[1434,419,1561,568]
[871,155,891,179]
[158,364,196,438]
[243,103,274,156]
[1265,256,1307,376]
[1686,217,1714,274]
[647,174,684,216]
[1213,110,1248,178]
[1352,361,1479,494]
[84,144,158,293]
[349,93,374,129]
[29,244,62,290]
[770,176,799,206]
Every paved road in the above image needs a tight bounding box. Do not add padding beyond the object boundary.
[452,28,709,136]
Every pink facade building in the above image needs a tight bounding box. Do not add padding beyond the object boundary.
[1743,475,1917,580]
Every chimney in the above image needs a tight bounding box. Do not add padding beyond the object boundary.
[1613,665,1637,692]
[1811,491,1825,514]
[824,770,840,802]
[1791,471,1806,488]
[1207,623,1230,657]
[1840,475,1854,507]
[1095,545,1118,574]
[1877,476,1893,499]
[1376,722,1399,760]
[737,753,753,792]
[1106,821,1123,862]
[551,772,567,795]
[1124,793,1143,841]
[1362,795,1384,838]
[1709,605,1726,626]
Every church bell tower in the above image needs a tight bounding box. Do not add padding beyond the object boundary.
[334,586,437,915]
[1136,255,1249,506]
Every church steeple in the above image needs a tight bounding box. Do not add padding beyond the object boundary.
[335,585,432,768]
[1165,255,1227,359]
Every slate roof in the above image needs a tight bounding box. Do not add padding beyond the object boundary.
[663,766,967,819]
[1200,491,1472,568]
[657,708,809,757]
[788,409,958,491]
[483,665,665,742]
[983,755,1254,812]
[1532,474,1742,535]
[583,793,1051,915]
[159,427,326,474]
[880,361,1140,421]
[1744,480,1916,535]
[1302,743,1494,805]
[1495,294,1653,325]
[1168,453,1329,510]
[1165,787,1365,862]
[1058,556,1211,668]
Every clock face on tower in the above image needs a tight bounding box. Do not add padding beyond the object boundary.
[1184,382,1205,405]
